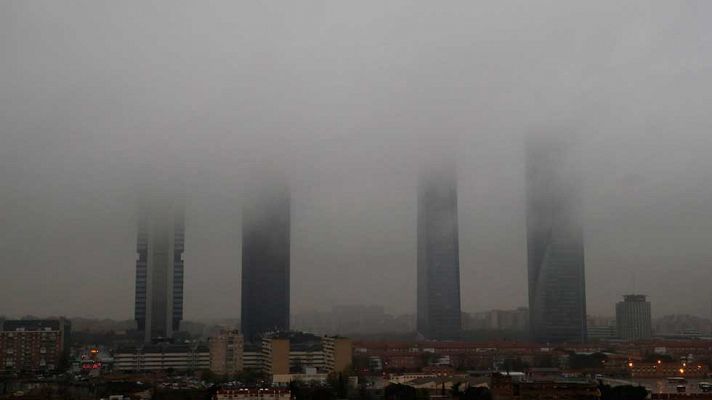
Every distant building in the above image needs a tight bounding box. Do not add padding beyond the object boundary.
[273,366,329,385]
[242,182,291,342]
[587,316,617,340]
[243,343,263,370]
[491,373,600,399]
[209,329,244,375]
[260,332,352,376]
[464,308,529,331]
[417,163,462,340]
[322,336,353,374]
[587,325,617,340]
[114,343,209,372]
[630,361,708,378]
[0,319,71,373]
[291,307,415,335]
[134,194,185,343]
[653,314,711,338]
[526,136,587,343]
[262,336,291,375]
[616,295,652,341]
[331,305,389,334]
[215,388,292,400]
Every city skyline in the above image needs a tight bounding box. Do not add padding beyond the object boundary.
[3,1,712,322]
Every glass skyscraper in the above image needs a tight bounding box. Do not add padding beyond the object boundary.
[417,164,462,340]
[526,137,587,343]
[134,195,185,343]
[241,182,291,342]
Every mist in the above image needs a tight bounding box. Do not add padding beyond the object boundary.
[1,1,712,321]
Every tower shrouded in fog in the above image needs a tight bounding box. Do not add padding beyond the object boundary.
[526,136,587,343]
[417,162,462,340]
[241,180,291,342]
[134,194,185,343]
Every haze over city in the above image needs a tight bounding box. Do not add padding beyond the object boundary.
[2,0,712,323]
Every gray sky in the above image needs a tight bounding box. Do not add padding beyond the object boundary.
[2,1,712,321]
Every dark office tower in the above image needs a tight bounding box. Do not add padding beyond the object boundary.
[616,294,652,341]
[526,136,587,343]
[241,182,290,342]
[417,163,462,340]
[135,194,185,343]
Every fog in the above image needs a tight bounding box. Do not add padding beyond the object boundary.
[1,1,711,321]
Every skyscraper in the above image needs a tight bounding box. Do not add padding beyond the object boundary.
[526,136,587,343]
[616,294,652,341]
[417,163,462,340]
[241,182,290,342]
[134,195,185,343]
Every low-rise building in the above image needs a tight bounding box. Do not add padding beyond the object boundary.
[0,319,71,373]
[215,388,292,400]
[273,367,328,385]
[260,332,352,375]
[210,330,244,375]
[491,373,600,399]
[243,343,263,370]
[587,325,617,340]
[630,361,709,378]
[114,343,209,372]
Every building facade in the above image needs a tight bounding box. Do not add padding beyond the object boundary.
[0,319,71,373]
[616,294,652,341]
[241,182,291,342]
[215,388,292,400]
[526,137,587,343]
[209,329,245,375]
[417,164,462,340]
[256,332,352,376]
[114,343,209,372]
[134,194,185,343]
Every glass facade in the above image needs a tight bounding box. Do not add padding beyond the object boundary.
[526,138,587,343]
[241,184,291,342]
[417,165,462,340]
[135,196,184,343]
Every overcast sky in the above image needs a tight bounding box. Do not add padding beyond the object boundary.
[2,1,712,321]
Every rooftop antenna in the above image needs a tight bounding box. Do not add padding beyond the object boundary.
[626,271,637,295]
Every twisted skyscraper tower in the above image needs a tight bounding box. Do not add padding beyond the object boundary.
[417,162,462,340]
[526,136,587,343]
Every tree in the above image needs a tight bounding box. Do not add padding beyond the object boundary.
[599,384,648,400]
[236,368,270,386]
[419,353,439,369]
[450,382,463,398]
[290,381,336,400]
[415,388,429,400]
[328,372,348,399]
[352,383,375,400]
[352,355,370,374]
[532,354,556,368]
[385,384,417,400]
[569,352,608,370]
[642,353,674,363]
[455,386,492,400]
